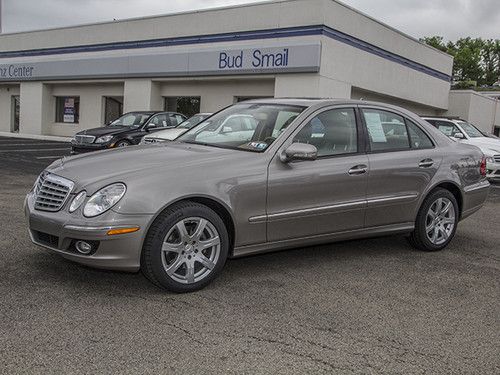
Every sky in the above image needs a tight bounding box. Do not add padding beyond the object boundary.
[1,0,500,41]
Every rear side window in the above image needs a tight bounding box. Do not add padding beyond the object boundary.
[362,109,410,151]
[407,120,434,149]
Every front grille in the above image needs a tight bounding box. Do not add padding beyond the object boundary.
[34,172,74,212]
[494,155,500,163]
[75,134,96,144]
[34,231,59,248]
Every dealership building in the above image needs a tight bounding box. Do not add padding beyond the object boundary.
[0,0,499,137]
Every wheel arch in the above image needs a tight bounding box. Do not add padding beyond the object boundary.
[144,195,236,256]
[424,181,464,219]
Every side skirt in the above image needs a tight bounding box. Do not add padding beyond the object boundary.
[232,222,415,258]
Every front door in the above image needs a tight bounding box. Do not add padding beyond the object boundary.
[360,107,440,227]
[267,107,368,242]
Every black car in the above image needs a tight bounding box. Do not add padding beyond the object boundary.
[71,111,187,154]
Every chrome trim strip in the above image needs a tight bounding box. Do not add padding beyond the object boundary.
[249,200,366,223]
[249,194,419,223]
[64,225,139,232]
[366,193,418,206]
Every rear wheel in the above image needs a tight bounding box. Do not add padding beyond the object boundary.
[141,202,229,293]
[408,189,459,252]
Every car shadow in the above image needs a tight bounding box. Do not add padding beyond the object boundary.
[23,234,416,296]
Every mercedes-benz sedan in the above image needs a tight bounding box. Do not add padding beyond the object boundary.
[25,99,490,292]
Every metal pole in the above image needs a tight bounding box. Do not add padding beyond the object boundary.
[0,0,3,33]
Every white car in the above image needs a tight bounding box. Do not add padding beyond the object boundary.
[423,117,500,180]
[140,113,212,144]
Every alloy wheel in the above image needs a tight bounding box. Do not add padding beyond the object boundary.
[161,217,221,284]
[425,197,456,246]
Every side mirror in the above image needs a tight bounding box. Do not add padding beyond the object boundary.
[454,133,465,139]
[280,143,318,163]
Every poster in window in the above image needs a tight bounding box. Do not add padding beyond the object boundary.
[63,98,75,123]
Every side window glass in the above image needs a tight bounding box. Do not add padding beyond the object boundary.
[363,109,409,151]
[293,108,358,157]
[435,121,463,137]
[407,120,434,149]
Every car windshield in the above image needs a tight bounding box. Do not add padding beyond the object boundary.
[457,121,484,138]
[109,113,153,127]
[178,114,211,130]
[178,104,305,152]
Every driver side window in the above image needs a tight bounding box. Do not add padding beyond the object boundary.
[149,114,168,128]
[293,108,358,157]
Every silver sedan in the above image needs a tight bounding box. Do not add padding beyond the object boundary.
[25,99,490,292]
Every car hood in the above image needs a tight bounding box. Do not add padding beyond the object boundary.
[76,126,136,137]
[463,137,500,155]
[47,142,239,189]
[146,128,188,141]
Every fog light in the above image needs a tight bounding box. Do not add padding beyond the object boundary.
[75,240,93,255]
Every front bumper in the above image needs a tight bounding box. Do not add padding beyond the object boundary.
[25,191,153,271]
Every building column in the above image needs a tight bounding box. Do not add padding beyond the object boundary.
[19,82,52,135]
[123,79,162,112]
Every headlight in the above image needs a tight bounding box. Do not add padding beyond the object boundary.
[485,157,495,164]
[83,183,126,217]
[95,135,114,144]
[69,191,86,213]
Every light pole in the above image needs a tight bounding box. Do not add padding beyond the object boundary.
[0,0,2,33]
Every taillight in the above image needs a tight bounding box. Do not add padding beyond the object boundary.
[480,157,487,177]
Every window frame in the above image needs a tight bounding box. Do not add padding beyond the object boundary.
[359,106,435,154]
[286,106,364,161]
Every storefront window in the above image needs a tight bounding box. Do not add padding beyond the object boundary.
[55,96,80,123]
[164,96,200,117]
[104,96,123,124]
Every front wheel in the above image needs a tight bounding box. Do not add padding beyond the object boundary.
[408,189,459,252]
[141,202,229,293]
[115,140,131,148]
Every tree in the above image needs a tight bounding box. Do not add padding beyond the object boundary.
[420,36,500,88]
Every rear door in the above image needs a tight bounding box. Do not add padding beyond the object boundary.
[360,106,441,227]
[266,106,369,242]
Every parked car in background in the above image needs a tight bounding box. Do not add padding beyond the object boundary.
[26,99,490,293]
[71,111,187,154]
[140,113,212,144]
[423,117,500,180]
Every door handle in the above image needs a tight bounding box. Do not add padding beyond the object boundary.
[348,165,368,175]
[419,159,434,168]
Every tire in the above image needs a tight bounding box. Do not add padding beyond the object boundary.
[408,188,459,252]
[141,202,229,293]
[115,140,131,147]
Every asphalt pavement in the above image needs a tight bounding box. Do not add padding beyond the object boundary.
[0,136,499,374]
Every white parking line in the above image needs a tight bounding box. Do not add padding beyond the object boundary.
[0,148,70,152]
[0,142,67,147]
[35,156,63,160]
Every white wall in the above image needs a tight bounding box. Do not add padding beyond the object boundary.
[447,90,499,133]
[48,83,124,136]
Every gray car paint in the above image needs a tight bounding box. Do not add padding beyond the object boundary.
[25,99,490,271]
